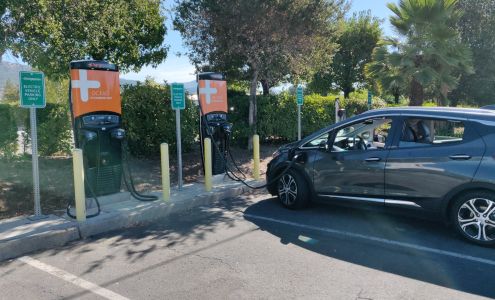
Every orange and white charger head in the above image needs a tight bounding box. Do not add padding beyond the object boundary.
[198,73,228,115]
[70,60,121,118]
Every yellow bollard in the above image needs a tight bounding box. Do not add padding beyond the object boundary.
[204,138,212,191]
[253,134,260,180]
[161,143,170,201]
[72,149,86,222]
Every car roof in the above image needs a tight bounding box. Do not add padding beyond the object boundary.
[359,106,495,120]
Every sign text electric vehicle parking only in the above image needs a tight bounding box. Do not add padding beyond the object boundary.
[296,86,304,106]
[19,71,46,108]
[171,83,185,110]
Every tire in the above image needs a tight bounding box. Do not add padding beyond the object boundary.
[276,169,310,209]
[450,190,495,246]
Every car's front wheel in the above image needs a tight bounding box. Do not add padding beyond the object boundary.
[451,190,495,246]
[277,169,309,209]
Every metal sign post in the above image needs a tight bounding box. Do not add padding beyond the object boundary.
[297,105,301,141]
[29,108,41,216]
[296,86,304,140]
[335,97,340,123]
[171,83,186,190]
[19,71,46,219]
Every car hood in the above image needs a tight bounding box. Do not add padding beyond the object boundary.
[277,141,300,152]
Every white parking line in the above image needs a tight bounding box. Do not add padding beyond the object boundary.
[17,256,130,300]
[244,213,495,267]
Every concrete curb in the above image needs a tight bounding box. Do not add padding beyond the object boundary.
[0,216,79,262]
[78,182,250,238]
[0,179,256,261]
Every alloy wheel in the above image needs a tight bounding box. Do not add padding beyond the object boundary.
[278,174,298,206]
[457,198,495,242]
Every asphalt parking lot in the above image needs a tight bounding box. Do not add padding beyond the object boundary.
[1,193,494,299]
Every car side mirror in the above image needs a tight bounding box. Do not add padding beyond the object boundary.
[318,140,328,151]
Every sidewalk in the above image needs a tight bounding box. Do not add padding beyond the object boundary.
[0,175,259,262]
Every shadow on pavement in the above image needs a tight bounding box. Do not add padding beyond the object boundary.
[38,195,258,278]
[244,198,495,299]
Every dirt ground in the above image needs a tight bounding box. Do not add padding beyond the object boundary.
[0,145,278,220]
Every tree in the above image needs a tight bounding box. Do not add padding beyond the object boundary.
[365,45,407,104]
[382,0,472,106]
[451,0,495,106]
[2,0,168,78]
[1,80,18,105]
[45,78,69,105]
[311,11,381,98]
[174,0,346,147]
[0,1,9,62]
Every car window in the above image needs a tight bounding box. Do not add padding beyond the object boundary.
[399,118,465,148]
[332,118,392,152]
[303,132,329,148]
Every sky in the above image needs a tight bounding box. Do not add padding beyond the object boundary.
[2,0,398,83]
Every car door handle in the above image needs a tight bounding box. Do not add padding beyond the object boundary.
[365,157,381,162]
[449,154,471,160]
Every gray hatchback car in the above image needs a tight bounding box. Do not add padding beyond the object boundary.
[266,107,495,245]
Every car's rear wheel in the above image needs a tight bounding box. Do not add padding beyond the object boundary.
[451,190,495,246]
[277,169,309,209]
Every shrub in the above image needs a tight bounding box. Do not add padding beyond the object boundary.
[258,93,337,141]
[120,84,388,154]
[342,96,387,116]
[422,101,437,107]
[25,103,73,156]
[0,104,18,158]
[122,81,199,157]
[300,94,336,134]
[227,90,251,146]
[227,91,386,145]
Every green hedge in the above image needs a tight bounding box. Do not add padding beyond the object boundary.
[122,82,199,157]
[120,84,387,155]
[228,92,386,145]
[343,96,387,116]
[25,103,73,156]
[0,104,18,158]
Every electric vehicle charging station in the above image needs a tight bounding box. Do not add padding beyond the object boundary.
[69,60,124,196]
[68,60,157,219]
[196,72,288,190]
[197,72,232,175]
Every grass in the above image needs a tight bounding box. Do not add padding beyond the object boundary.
[0,145,277,220]
[0,156,73,219]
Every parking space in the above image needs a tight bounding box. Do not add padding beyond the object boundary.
[0,193,493,299]
[245,197,495,298]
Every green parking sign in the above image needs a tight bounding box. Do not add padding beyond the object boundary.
[296,86,304,106]
[171,83,185,110]
[368,90,373,107]
[19,71,46,108]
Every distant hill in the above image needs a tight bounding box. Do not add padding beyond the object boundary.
[183,80,197,95]
[0,61,31,100]
[119,78,198,95]
[0,61,198,100]
[120,78,139,86]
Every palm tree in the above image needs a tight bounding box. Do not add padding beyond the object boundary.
[369,0,473,106]
[366,43,407,104]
